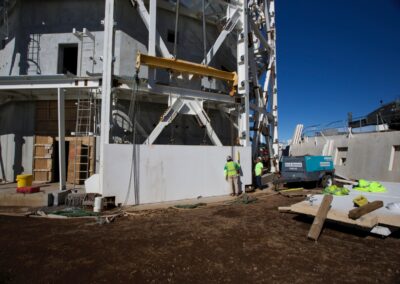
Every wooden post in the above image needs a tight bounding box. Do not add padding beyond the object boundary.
[307,195,333,241]
[348,201,383,220]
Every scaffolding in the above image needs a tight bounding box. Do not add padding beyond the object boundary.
[124,0,278,165]
[98,0,279,199]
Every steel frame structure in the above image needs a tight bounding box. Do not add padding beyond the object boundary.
[98,0,279,197]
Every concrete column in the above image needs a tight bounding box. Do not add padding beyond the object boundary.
[57,88,66,191]
[99,0,115,195]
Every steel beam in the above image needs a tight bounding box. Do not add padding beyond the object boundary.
[250,20,272,52]
[134,0,172,58]
[0,78,101,90]
[144,98,185,145]
[188,100,223,146]
[201,8,240,65]
[114,82,236,104]
[136,53,238,96]
[219,107,239,130]
[144,98,223,146]
[153,85,235,104]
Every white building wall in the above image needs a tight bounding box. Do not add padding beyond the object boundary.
[0,101,35,182]
[0,0,105,76]
[102,145,252,205]
[290,132,400,182]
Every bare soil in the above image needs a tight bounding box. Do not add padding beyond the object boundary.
[0,194,399,283]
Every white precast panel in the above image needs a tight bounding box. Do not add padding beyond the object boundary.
[103,145,252,205]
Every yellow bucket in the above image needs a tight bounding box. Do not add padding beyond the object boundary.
[16,174,33,188]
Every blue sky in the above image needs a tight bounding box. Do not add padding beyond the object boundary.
[275,0,400,141]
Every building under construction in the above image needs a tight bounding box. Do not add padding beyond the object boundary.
[0,0,278,205]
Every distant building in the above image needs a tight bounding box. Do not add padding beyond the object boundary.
[288,101,400,182]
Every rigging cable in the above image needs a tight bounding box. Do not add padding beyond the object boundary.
[202,0,207,65]
[173,0,180,58]
[123,74,140,206]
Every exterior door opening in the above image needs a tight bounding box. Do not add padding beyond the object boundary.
[58,44,78,75]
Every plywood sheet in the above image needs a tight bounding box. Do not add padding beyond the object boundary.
[286,182,400,228]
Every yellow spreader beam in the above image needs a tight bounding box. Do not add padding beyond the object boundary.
[136,53,238,96]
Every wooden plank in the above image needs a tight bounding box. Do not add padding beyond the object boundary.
[33,171,50,182]
[278,206,292,213]
[33,159,52,170]
[290,201,380,228]
[280,189,322,198]
[89,137,95,176]
[335,178,358,185]
[307,195,333,241]
[348,201,384,220]
[34,146,49,157]
[289,201,381,228]
[35,136,53,144]
[67,141,82,184]
[33,136,53,182]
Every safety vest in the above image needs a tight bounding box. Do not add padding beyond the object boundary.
[225,161,239,177]
[354,179,387,193]
[254,162,263,176]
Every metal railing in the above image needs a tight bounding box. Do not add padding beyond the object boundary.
[302,112,399,138]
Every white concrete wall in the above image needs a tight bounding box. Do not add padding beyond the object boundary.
[0,101,35,181]
[0,134,33,182]
[114,30,148,78]
[290,132,400,182]
[0,0,105,76]
[103,145,252,205]
[345,132,400,181]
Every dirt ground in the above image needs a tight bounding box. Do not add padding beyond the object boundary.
[0,193,399,284]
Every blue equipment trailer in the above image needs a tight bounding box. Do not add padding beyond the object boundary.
[278,156,335,187]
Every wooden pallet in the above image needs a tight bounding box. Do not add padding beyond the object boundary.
[33,136,53,182]
[279,196,400,229]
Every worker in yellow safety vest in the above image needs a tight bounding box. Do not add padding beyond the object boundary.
[254,157,264,190]
[224,156,241,196]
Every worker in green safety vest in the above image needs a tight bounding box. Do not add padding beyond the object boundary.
[224,155,241,196]
[254,157,264,190]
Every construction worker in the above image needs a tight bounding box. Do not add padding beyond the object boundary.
[254,157,264,190]
[224,155,241,196]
